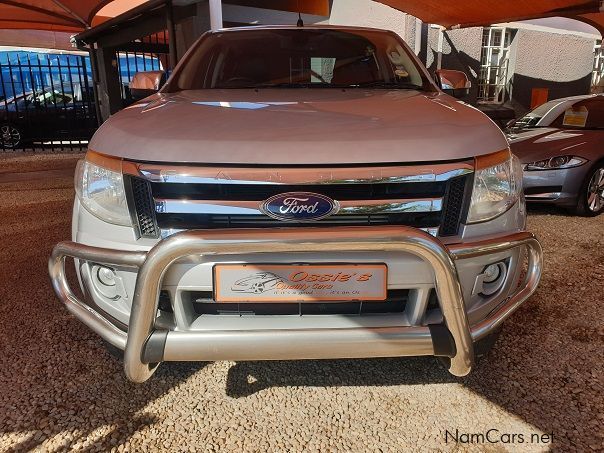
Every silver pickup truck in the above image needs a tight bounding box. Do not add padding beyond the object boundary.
[49,25,543,383]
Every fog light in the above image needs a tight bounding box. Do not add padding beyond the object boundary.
[473,262,508,296]
[97,266,116,287]
[483,264,501,283]
[90,264,121,300]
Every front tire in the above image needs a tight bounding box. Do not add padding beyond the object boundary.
[576,163,604,216]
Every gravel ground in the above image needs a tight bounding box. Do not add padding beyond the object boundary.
[0,156,602,452]
[0,152,83,175]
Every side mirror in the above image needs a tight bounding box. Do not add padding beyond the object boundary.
[435,69,471,99]
[130,71,166,100]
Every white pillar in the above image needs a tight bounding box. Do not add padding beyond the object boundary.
[414,17,422,55]
[209,0,223,30]
[436,26,444,69]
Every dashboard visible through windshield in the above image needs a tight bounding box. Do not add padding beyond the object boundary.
[169,28,430,91]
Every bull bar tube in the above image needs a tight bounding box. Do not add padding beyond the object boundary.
[49,226,543,383]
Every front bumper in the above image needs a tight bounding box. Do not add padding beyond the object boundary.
[49,226,542,383]
[522,166,588,207]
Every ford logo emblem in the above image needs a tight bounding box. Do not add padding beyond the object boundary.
[260,192,340,222]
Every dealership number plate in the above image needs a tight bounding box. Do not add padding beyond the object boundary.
[213,263,387,303]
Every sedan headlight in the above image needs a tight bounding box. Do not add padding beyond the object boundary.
[75,153,131,226]
[524,155,586,171]
[467,150,523,224]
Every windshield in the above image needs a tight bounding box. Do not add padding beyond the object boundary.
[168,28,430,91]
[26,90,74,105]
[512,99,566,130]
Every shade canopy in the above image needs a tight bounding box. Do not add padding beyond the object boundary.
[375,0,604,34]
[0,0,120,32]
[1,0,603,35]
[0,0,330,33]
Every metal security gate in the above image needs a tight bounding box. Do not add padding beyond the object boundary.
[0,50,97,152]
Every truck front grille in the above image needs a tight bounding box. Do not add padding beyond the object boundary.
[125,164,473,239]
[155,212,442,230]
[128,177,160,238]
[440,175,470,236]
[189,289,409,316]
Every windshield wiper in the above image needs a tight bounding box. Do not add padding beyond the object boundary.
[352,81,425,90]
[255,82,343,88]
[218,82,425,90]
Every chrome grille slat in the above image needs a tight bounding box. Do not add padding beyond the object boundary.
[124,163,473,239]
[154,198,444,215]
[133,164,473,185]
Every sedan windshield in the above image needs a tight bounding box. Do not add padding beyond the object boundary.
[168,28,430,91]
[512,99,566,130]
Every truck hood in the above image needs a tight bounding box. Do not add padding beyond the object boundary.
[90,89,507,165]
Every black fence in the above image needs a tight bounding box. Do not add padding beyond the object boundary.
[0,51,96,152]
[0,41,167,153]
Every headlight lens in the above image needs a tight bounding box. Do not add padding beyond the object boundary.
[524,155,586,171]
[75,156,131,226]
[467,151,523,224]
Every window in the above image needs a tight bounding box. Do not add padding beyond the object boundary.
[478,27,513,104]
[592,40,604,91]
[512,99,566,129]
[169,29,430,91]
[551,98,604,129]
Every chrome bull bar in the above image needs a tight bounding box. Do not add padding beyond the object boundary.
[49,226,543,383]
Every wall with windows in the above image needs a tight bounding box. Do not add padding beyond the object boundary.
[421,23,597,113]
[328,0,600,114]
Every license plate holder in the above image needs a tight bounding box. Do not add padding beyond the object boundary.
[213,263,388,303]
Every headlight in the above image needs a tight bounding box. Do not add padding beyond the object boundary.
[524,155,586,171]
[467,150,523,224]
[75,153,132,226]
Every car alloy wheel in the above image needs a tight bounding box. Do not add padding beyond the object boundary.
[587,167,604,213]
[0,124,21,149]
[251,282,265,293]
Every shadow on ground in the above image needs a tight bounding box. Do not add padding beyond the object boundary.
[225,357,457,399]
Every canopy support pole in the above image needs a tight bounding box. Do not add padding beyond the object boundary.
[166,0,177,69]
[414,18,422,55]
[87,45,103,127]
[209,0,223,30]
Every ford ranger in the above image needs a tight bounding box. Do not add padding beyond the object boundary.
[49,26,543,383]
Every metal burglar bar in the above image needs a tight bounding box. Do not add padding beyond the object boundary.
[478,27,513,104]
[1,42,167,153]
[0,51,97,152]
